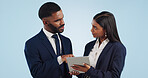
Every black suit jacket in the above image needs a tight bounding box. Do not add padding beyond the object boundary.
[24,29,72,78]
[78,40,126,78]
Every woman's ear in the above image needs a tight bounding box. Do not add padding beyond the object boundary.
[104,29,107,37]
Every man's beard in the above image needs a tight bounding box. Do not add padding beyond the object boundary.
[48,24,65,33]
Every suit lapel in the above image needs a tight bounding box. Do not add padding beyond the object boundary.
[85,40,96,56]
[95,42,113,68]
[38,29,57,57]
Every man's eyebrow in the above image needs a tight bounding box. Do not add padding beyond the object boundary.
[54,19,61,22]
[54,16,64,22]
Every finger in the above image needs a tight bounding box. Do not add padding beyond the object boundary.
[69,72,72,75]
[74,71,78,74]
[68,54,74,57]
[67,54,72,57]
[75,71,80,74]
[71,66,79,70]
[68,54,72,57]
[76,72,80,75]
[71,54,74,57]
[83,63,90,69]
[69,54,72,57]
[61,55,65,58]
[72,71,79,75]
[73,64,81,67]
[72,66,84,72]
[72,71,76,75]
[61,57,66,62]
[71,66,78,69]
[65,59,67,63]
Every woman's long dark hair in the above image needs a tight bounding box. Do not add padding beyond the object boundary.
[93,11,121,43]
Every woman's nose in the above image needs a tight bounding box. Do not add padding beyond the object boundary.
[91,28,93,32]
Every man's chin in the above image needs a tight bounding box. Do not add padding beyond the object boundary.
[58,29,64,33]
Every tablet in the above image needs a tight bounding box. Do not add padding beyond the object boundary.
[67,56,90,73]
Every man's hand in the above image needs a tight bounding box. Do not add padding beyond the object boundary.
[61,54,74,63]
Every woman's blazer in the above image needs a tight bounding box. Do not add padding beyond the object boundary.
[79,40,126,78]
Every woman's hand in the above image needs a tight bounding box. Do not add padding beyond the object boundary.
[71,63,91,73]
[69,70,80,75]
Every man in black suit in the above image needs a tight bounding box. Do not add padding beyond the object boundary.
[24,2,73,78]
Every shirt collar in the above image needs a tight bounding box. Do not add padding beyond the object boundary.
[43,28,58,39]
[96,38,110,45]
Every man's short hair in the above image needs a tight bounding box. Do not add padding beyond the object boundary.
[38,2,61,19]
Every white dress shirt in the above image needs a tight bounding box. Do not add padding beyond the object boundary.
[88,38,109,68]
[43,28,63,65]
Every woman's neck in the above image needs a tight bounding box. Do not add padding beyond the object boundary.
[99,37,107,45]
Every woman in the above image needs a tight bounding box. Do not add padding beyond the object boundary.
[70,11,126,78]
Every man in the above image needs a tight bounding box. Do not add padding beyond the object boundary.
[24,2,73,78]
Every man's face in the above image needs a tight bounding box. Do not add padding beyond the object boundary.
[43,10,65,33]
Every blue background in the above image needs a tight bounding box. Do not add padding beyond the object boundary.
[0,0,148,78]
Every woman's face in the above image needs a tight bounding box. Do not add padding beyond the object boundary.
[91,19,106,38]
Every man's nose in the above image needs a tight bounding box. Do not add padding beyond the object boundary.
[60,19,65,25]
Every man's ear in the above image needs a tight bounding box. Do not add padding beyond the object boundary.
[42,19,48,25]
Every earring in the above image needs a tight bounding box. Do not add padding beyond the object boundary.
[105,32,107,37]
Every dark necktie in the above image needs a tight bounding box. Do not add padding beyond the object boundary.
[52,34,65,77]
[52,34,60,56]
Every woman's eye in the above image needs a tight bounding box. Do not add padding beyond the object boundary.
[94,27,97,29]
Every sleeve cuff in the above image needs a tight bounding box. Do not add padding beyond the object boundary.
[57,56,64,65]
[85,66,94,76]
